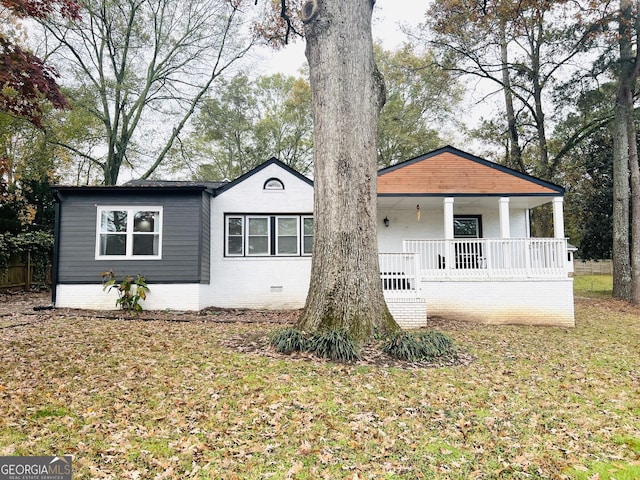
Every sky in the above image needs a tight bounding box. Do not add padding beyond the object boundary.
[249,1,430,77]
[243,1,491,148]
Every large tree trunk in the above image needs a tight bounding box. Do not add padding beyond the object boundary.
[628,105,640,303]
[297,0,399,342]
[611,0,636,301]
[627,0,640,304]
[612,104,632,300]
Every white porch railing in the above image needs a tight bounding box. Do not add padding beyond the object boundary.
[401,238,569,278]
[378,253,420,292]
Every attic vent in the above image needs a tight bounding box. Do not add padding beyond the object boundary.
[264,178,284,190]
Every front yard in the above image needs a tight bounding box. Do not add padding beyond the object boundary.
[0,283,638,479]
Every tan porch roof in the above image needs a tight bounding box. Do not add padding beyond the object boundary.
[378,146,564,196]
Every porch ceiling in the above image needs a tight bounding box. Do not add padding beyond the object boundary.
[377,195,555,210]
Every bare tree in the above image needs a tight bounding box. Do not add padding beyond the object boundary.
[39,0,254,184]
[426,0,596,178]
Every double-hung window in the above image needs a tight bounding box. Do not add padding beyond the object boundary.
[247,217,270,255]
[96,207,162,259]
[226,217,244,255]
[225,214,313,257]
[276,217,299,255]
[302,217,313,255]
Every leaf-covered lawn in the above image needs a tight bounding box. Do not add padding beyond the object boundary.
[0,296,639,479]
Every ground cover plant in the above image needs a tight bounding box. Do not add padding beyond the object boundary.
[270,327,455,363]
[0,283,638,478]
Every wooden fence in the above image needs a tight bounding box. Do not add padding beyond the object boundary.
[573,259,612,275]
[0,254,52,291]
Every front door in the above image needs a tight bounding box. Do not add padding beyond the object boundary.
[454,215,483,269]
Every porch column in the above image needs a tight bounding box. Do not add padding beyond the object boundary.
[443,197,454,239]
[443,197,454,271]
[553,196,565,239]
[499,197,511,238]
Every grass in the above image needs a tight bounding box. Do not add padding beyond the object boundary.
[573,274,613,297]
[0,284,639,478]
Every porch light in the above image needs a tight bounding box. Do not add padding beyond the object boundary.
[383,216,389,227]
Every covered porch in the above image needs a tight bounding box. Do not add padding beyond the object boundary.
[376,195,575,327]
[374,146,575,326]
[377,193,571,276]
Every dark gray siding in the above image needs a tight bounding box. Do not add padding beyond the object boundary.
[57,191,210,284]
[199,194,211,283]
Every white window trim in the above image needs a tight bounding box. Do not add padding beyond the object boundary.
[95,206,163,260]
[224,214,313,258]
[246,216,271,256]
[275,216,299,256]
[302,216,313,256]
[225,216,244,257]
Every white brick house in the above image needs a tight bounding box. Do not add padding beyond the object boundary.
[52,147,575,328]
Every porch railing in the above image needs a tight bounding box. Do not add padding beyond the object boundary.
[401,238,569,278]
[378,253,419,293]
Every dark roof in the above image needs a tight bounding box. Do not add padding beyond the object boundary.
[51,182,219,197]
[123,179,227,189]
[51,158,312,198]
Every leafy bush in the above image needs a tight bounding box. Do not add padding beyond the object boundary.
[417,330,455,359]
[307,329,361,362]
[0,231,54,288]
[382,331,424,362]
[382,330,455,362]
[101,271,150,312]
[270,328,308,354]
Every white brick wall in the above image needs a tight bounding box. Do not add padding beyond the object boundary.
[420,278,575,327]
[205,163,314,310]
[385,296,428,329]
[55,279,573,329]
[55,283,206,311]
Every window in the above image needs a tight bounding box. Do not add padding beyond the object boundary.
[226,217,244,255]
[96,207,162,259]
[225,214,312,257]
[264,178,284,190]
[302,217,313,255]
[277,217,299,255]
[248,217,270,255]
[453,215,482,238]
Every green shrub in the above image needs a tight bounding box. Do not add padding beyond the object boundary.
[417,330,455,359]
[382,331,424,362]
[308,330,360,362]
[0,231,54,289]
[101,271,149,312]
[270,328,308,354]
[382,330,455,362]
